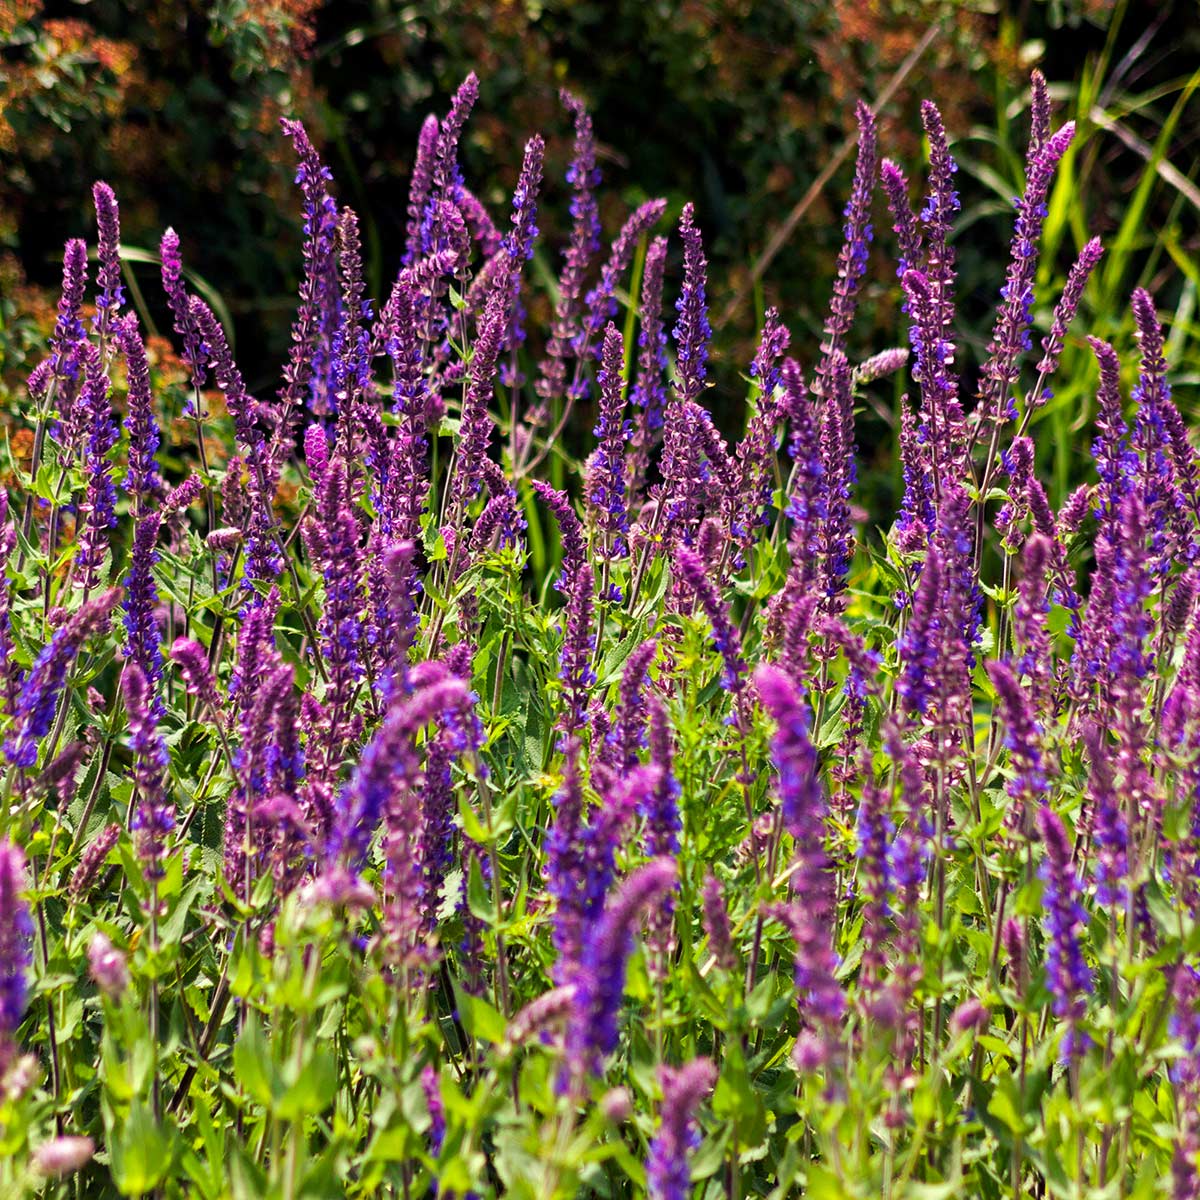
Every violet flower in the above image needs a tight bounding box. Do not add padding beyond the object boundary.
[4,589,119,769]
[566,856,677,1079]
[646,1058,717,1200]
[123,662,173,882]
[116,320,163,501]
[91,181,124,343]
[1035,804,1092,1059]
[610,638,656,771]
[816,101,878,389]
[1082,721,1127,907]
[672,203,711,407]
[586,322,631,558]
[701,872,735,971]
[754,665,821,841]
[580,199,668,355]
[74,343,119,592]
[977,121,1075,431]
[45,237,88,401]
[530,89,601,426]
[404,114,440,266]
[628,235,670,498]
[676,547,745,692]
[556,559,597,736]
[1034,237,1104,394]
[159,228,207,394]
[0,841,31,1068]
[123,509,165,717]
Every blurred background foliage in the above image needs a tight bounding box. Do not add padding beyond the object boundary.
[1,0,1198,511]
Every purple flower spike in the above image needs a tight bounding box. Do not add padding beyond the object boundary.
[567,857,677,1079]
[123,509,165,717]
[1035,237,1104,393]
[647,1058,717,1200]
[676,547,745,692]
[557,559,597,736]
[116,315,162,502]
[978,121,1076,431]
[586,322,631,558]
[0,841,31,1068]
[74,344,119,592]
[159,228,207,394]
[1035,804,1092,1059]
[171,638,222,713]
[581,198,668,353]
[5,589,119,769]
[531,479,586,594]
[44,237,88,400]
[91,181,124,342]
[123,662,173,882]
[753,665,821,841]
[531,89,601,424]
[672,203,711,407]
[404,113,440,266]
[817,101,878,387]
[628,235,670,498]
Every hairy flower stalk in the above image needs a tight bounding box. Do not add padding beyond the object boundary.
[116,315,163,503]
[976,122,1075,435]
[403,113,440,266]
[586,322,631,562]
[123,663,172,882]
[672,203,711,409]
[530,89,601,430]
[91,182,124,346]
[123,509,165,718]
[676,547,746,692]
[556,560,597,737]
[4,589,119,769]
[815,101,878,392]
[628,235,670,499]
[1035,805,1092,1059]
[159,228,207,395]
[566,856,677,1080]
[74,344,119,592]
[646,1058,717,1200]
[0,842,31,1070]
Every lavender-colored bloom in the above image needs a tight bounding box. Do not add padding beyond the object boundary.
[1027,69,1051,163]
[382,281,432,541]
[580,199,668,354]
[880,159,921,278]
[506,985,578,1046]
[404,114,440,266]
[977,122,1075,429]
[1131,288,1180,571]
[1034,237,1104,393]
[331,676,474,868]
[0,841,30,1060]
[279,117,339,427]
[45,237,88,396]
[853,347,908,386]
[817,351,855,607]
[732,308,789,549]
[987,660,1046,836]
[701,871,735,971]
[531,89,601,423]
[1082,722,1127,907]
[123,508,165,716]
[754,665,821,841]
[646,1058,717,1200]
[424,73,479,237]
[557,559,596,735]
[86,926,127,1003]
[643,696,681,860]
[676,547,745,691]
[33,1136,95,1178]
[171,637,222,715]
[586,322,631,556]
[672,204,711,407]
[610,638,656,770]
[628,235,670,496]
[567,856,677,1078]
[497,134,546,366]
[531,480,586,593]
[74,343,119,592]
[123,662,172,881]
[816,102,878,388]
[1035,804,1092,1058]
[450,271,506,514]
[1012,533,1055,721]
[546,739,587,974]
[92,181,124,341]
[1088,335,1134,521]
[188,297,259,451]
[70,824,120,900]
[4,589,118,769]
[855,767,893,1000]
[897,546,942,717]
[159,228,207,394]
[459,186,502,258]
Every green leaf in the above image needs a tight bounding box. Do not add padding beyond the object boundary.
[110,1102,172,1196]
